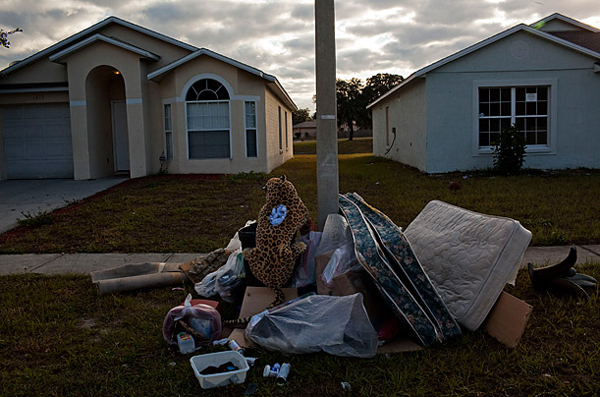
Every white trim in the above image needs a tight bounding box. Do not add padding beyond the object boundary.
[70,100,86,107]
[244,100,259,158]
[531,13,600,33]
[0,87,69,94]
[126,98,143,105]
[472,79,558,157]
[185,99,232,160]
[595,63,600,73]
[180,74,234,101]
[1,16,195,77]
[49,34,160,64]
[367,22,600,109]
[148,48,274,82]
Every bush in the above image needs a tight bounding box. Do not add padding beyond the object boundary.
[493,124,526,175]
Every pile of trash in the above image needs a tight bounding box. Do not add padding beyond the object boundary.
[91,192,598,390]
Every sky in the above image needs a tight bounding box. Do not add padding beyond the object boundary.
[1,0,599,110]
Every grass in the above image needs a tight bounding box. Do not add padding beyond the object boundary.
[293,137,373,155]
[2,150,600,253]
[1,141,600,395]
[0,267,598,396]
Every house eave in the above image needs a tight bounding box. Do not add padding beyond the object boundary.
[367,19,600,109]
[49,34,161,64]
[1,16,194,77]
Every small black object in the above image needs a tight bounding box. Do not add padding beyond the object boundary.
[528,246,598,300]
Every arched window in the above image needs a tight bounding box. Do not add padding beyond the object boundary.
[186,78,231,159]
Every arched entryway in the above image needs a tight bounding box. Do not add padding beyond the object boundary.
[85,66,129,178]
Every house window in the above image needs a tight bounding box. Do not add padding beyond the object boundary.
[385,106,390,146]
[186,79,231,159]
[478,86,549,148]
[245,101,257,157]
[164,104,173,160]
[285,111,289,150]
[278,106,283,151]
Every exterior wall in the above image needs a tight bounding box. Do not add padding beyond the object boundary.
[265,86,294,173]
[100,24,192,72]
[423,30,600,173]
[159,56,276,175]
[372,79,428,172]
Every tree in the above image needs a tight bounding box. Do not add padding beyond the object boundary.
[292,108,313,125]
[363,73,403,104]
[1,28,23,48]
[336,78,365,141]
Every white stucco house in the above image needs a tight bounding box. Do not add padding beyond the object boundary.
[369,13,600,173]
[0,17,296,180]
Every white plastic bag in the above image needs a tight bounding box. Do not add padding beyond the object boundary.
[245,293,378,358]
[322,243,362,286]
[195,248,244,300]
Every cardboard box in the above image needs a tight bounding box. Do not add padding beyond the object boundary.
[226,286,298,349]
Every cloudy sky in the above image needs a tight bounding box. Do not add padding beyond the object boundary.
[1,0,599,110]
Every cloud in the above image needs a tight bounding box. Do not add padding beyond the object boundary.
[1,0,599,110]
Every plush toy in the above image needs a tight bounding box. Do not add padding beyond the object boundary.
[224,175,309,325]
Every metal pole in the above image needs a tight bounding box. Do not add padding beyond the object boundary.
[315,0,339,231]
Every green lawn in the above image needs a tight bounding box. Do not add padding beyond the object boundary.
[293,137,373,154]
[2,153,600,254]
[0,269,598,396]
[1,150,599,396]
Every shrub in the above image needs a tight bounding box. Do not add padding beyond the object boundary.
[493,124,526,175]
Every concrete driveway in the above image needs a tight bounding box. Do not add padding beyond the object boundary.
[0,177,128,234]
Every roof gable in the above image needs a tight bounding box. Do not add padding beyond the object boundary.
[49,34,161,64]
[1,16,196,77]
[368,14,600,109]
[532,13,600,33]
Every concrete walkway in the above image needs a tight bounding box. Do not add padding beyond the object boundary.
[1,245,599,276]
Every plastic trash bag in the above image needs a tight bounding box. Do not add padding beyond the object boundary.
[322,243,362,286]
[195,248,244,301]
[245,293,378,358]
[215,249,245,304]
[163,294,222,346]
[315,214,353,258]
[292,231,322,288]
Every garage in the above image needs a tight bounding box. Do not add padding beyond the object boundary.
[2,104,73,179]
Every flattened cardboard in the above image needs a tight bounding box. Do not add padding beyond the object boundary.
[484,291,533,348]
[227,286,299,349]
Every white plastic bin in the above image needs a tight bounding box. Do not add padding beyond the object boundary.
[189,351,249,389]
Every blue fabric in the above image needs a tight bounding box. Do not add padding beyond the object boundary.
[270,204,287,226]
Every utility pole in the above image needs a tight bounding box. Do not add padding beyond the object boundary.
[314,0,339,231]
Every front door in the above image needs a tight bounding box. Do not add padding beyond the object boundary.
[112,100,130,172]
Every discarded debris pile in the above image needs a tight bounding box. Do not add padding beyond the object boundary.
[90,176,597,391]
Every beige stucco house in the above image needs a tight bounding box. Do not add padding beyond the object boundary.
[0,16,297,180]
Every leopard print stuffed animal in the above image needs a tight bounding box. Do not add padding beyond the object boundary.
[224,175,309,326]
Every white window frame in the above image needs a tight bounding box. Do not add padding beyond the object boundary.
[184,77,232,160]
[244,101,258,158]
[163,103,173,160]
[472,79,558,156]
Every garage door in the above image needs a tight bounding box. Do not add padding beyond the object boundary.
[2,104,73,179]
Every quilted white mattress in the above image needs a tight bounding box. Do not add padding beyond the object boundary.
[404,200,531,331]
